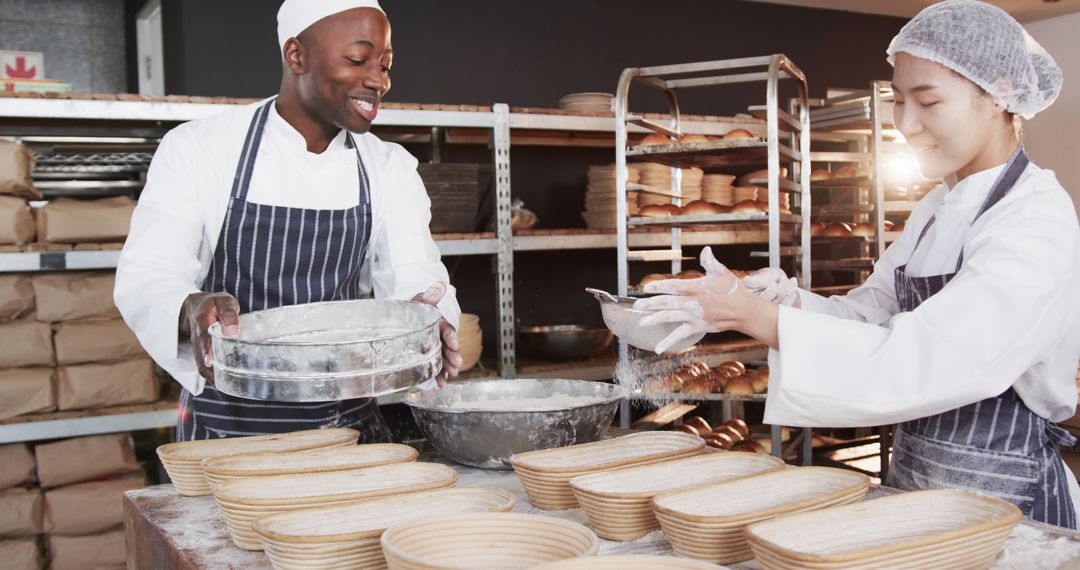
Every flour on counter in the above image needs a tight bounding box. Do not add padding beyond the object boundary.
[994,524,1080,569]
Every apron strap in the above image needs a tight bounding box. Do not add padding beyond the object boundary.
[1047,421,1078,449]
[230,99,275,202]
[911,215,938,254]
[954,147,1029,271]
[345,133,372,206]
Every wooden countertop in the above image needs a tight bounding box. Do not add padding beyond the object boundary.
[124,452,1080,569]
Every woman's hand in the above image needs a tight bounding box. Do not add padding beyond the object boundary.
[742,267,801,307]
[633,247,781,353]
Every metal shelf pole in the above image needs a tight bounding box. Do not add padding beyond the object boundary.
[492,104,516,377]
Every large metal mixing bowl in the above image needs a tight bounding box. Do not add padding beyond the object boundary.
[404,379,624,469]
[517,325,613,361]
[209,299,441,402]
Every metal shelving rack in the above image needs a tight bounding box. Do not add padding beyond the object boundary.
[807,82,939,277]
[0,95,802,443]
[807,90,879,286]
[614,55,812,291]
[610,55,813,463]
[0,97,519,442]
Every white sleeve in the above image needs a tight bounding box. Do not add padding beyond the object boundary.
[764,209,1078,428]
[114,129,205,395]
[368,147,461,330]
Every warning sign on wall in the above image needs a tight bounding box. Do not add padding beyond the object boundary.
[1,51,45,80]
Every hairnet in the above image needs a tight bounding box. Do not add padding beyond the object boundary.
[886,0,1062,119]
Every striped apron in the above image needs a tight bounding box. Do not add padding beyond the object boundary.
[887,148,1077,528]
[177,99,391,443]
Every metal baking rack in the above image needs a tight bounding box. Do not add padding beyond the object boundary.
[808,81,940,266]
[611,55,813,463]
[614,55,811,295]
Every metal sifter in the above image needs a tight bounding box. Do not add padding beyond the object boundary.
[208,299,441,402]
[586,287,705,353]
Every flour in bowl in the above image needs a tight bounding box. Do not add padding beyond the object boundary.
[444,394,609,411]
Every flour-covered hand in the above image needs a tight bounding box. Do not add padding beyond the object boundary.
[412,282,461,387]
[634,247,784,350]
[742,267,800,307]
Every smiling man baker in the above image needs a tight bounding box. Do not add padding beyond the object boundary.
[115,0,462,442]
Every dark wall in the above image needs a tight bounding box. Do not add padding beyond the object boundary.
[148,1,909,361]
[157,0,906,107]
[159,0,279,96]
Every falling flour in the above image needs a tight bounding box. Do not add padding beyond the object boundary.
[614,345,715,408]
[613,350,672,394]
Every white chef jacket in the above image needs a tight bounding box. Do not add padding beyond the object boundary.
[765,161,1080,429]
[115,100,461,396]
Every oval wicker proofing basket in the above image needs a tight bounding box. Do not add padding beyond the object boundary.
[535,554,729,569]
[157,428,359,496]
[569,452,784,541]
[742,489,1022,569]
[380,512,599,570]
[651,466,870,564]
[212,462,458,550]
[201,443,418,488]
[252,487,515,570]
[510,432,704,510]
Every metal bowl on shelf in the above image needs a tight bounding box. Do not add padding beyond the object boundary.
[517,325,613,361]
[209,299,441,402]
[403,378,624,469]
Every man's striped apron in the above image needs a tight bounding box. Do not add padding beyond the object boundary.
[177,99,390,443]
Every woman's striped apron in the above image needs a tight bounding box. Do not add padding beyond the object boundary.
[887,148,1077,528]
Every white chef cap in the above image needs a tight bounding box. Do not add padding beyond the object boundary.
[277,0,385,51]
[886,0,1062,119]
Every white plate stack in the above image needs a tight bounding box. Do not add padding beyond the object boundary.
[702,174,735,206]
[458,314,481,372]
[582,164,639,229]
[680,168,704,202]
[557,92,614,113]
[637,164,702,208]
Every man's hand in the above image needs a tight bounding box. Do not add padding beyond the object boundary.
[179,292,240,383]
[412,282,461,387]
